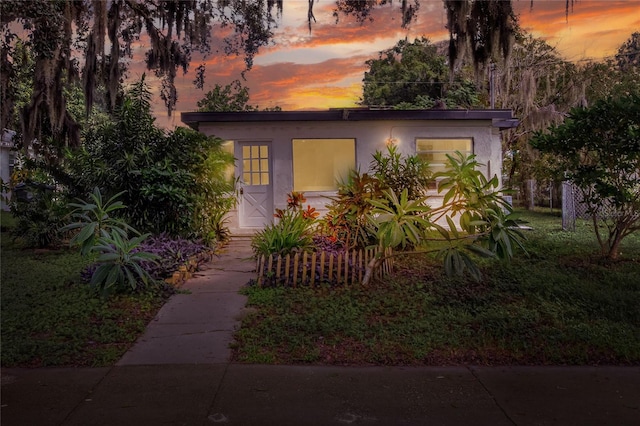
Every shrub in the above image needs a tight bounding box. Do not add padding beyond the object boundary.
[65,77,236,241]
[62,187,136,256]
[10,183,68,248]
[252,193,318,257]
[252,209,315,257]
[320,170,382,250]
[89,230,159,294]
[370,144,432,200]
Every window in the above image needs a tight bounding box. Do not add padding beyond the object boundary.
[416,138,472,190]
[242,144,269,185]
[292,138,356,192]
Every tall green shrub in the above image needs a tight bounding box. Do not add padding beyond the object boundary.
[65,76,235,241]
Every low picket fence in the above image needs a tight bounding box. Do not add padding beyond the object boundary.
[255,247,393,287]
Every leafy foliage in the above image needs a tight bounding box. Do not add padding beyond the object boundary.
[62,187,135,256]
[135,234,209,281]
[10,183,67,248]
[252,209,316,257]
[65,78,236,240]
[360,37,482,108]
[365,151,524,284]
[197,80,258,112]
[370,145,432,201]
[89,231,159,295]
[531,95,640,259]
[321,170,383,250]
[368,189,431,249]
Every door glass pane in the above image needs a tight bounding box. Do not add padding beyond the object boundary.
[242,144,270,186]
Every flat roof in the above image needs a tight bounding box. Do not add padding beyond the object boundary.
[181,109,519,130]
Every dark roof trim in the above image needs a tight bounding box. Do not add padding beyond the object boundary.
[181,109,518,130]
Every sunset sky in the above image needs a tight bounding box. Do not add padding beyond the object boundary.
[146,0,640,129]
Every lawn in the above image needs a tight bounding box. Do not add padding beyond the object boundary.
[232,210,640,365]
[1,211,171,367]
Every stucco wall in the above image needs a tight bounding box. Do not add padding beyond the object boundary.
[198,119,503,232]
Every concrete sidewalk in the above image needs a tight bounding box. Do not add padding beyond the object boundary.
[2,238,639,425]
[3,365,639,425]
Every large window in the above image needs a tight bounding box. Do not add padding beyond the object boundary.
[292,138,356,192]
[416,138,473,190]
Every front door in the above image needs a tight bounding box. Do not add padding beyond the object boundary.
[238,142,273,228]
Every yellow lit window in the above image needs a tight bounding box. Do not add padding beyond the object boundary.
[416,138,472,189]
[292,139,356,192]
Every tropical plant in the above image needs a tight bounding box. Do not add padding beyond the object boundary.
[251,209,315,257]
[368,188,432,249]
[370,145,432,201]
[531,95,640,260]
[321,170,383,250]
[363,152,525,284]
[62,187,136,256]
[10,185,68,248]
[89,230,159,294]
[65,78,236,240]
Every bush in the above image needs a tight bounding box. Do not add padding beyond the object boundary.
[252,209,315,257]
[65,76,236,241]
[10,183,68,248]
[320,170,382,250]
[252,193,318,257]
[370,144,432,200]
[89,230,159,295]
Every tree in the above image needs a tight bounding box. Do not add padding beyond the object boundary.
[579,32,640,104]
[197,80,258,112]
[1,0,281,152]
[495,30,582,193]
[360,37,482,108]
[616,32,640,72]
[332,0,518,73]
[530,95,640,260]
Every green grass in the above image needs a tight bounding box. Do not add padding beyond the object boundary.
[232,210,640,365]
[1,211,170,367]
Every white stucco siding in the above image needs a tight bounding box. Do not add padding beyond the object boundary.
[196,118,504,232]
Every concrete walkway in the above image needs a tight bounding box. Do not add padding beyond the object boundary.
[117,238,254,365]
[2,238,640,425]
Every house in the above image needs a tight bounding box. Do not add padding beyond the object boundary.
[1,129,16,211]
[181,108,518,234]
